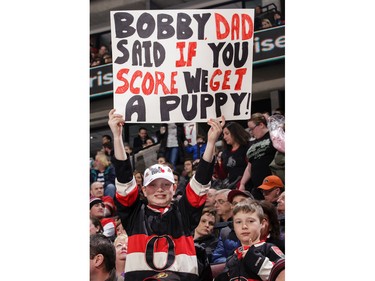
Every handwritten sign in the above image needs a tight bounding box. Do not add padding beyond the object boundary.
[110,9,254,123]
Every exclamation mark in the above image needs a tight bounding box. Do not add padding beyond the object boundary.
[245,92,252,115]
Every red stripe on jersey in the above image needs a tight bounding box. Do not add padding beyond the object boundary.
[128,234,196,255]
[100,217,115,227]
[185,184,207,208]
[115,185,139,206]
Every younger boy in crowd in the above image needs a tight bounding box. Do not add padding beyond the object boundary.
[215,199,284,281]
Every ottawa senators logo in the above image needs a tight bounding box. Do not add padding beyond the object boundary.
[155,272,168,278]
[145,235,175,270]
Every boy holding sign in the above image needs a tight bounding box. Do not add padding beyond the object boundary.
[108,108,224,280]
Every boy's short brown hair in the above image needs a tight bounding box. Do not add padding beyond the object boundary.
[232,199,264,221]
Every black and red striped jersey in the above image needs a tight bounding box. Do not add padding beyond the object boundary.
[113,157,214,281]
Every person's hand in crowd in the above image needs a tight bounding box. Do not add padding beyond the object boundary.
[202,116,225,163]
[108,109,125,139]
[206,116,225,144]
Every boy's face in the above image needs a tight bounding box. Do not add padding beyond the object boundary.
[233,211,264,246]
[142,178,176,207]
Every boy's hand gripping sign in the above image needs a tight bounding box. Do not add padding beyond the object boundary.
[110,9,254,123]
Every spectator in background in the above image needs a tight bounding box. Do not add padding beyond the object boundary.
[262,111,271,121]
[102,142,114,158]
[90,233,117,281]
[193,208,219,266]
[255,5,262,15]
[276,191,285,241]
[90,43,99,66]
[90,197,117,241]
[174,158,195,196]
[173,170,180,186]
[124,143,132,155]
[173,170,188,197]
[184,135,207,161]
[254,5,263,30]
[157,155,167,165]
[91,56,104,67]
[272,11,285,26]
[90,216,104,235]
[215,122,250,189]
[205,188,221,224]
[102,135,112,145]
[157,123,186,170]
[143,137,155,148]
[257,175,285,206]
[133,170,144,188]
[213,189,233,224]
[98,45,109,59]
[261,18,273,29]
[205,188,218,209]
[90,181,116,218]
[272,108,285,116]
[124,143,135,172]
[114,233,128,281]
[239,113,277,200]
[259,200,285,253]
[90,152,116,198]
[268,113,285,183]
[181,159,195,185]
[103,53,112,64]
[133,127,150,153]
[115,217,127,236]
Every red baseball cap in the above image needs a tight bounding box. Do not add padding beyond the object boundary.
[227,190,253,203]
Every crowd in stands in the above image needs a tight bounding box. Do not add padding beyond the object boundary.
[89,5,285,69]
[254,4,285,31]
[90,107,286,280]
[90,44,112,67]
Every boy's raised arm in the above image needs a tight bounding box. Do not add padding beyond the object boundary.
[202,116,225,163]
[108,109,127,161]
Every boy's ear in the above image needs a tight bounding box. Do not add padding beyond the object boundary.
[260,218,267,229]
